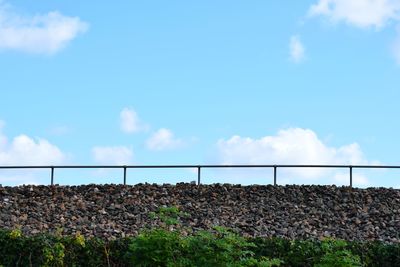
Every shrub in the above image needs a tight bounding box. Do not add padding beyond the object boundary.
[315,239,361,267]
[0,206,398,266]
[127,207,281,267]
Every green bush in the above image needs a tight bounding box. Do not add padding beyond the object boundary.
[128,228,184,266]
[127,207,281,267]
[0,207,399,266]
[354,241,400,267]
[127,227,282,266]
[250,236,399,267]
[315,239,361,267]
[0,229,129,266]
[1,227,400,266]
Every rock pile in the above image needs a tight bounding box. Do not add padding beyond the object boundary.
[0,183,399,242]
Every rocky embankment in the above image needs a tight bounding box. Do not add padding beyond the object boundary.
[0,183,399,242]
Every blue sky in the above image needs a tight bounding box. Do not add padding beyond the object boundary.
[1,0,400,187]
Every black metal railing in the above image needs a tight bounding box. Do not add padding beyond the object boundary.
[1,164,400,187]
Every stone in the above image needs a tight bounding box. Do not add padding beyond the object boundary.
[0,184,398,242]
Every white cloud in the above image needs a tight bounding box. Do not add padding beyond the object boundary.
[217,128,368,165]
[308,0,400,64]
[120,108,148,134]
[0,126,66,166]
[289,35,305,63]
[0,121,66,185]
[308,0,400,29]
[216,128,375,185]
[0,2,88,54]
[92,146,133,165]
[146,128,183,151]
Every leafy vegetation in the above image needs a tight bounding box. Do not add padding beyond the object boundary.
[128,206,281,266]
[0,207,399,266]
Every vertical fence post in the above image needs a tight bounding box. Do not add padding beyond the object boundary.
[50,167,54,186]
[273,166,277,186]
[349,166,353,188]
[123,166,127,185]
[197,167,201,185]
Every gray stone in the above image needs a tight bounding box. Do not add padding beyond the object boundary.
[0,184,399,242]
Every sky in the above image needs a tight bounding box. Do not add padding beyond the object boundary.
[1,0,400,187]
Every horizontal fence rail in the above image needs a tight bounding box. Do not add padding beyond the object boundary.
[1,164,400,187]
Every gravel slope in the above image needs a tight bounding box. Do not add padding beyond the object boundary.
[0,183,399,242]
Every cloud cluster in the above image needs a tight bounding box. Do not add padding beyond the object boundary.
[216,128,373,185]
[0,122,65,165]
[146,128,183,151]
[0,116,377,187]
[0,2,88,54]
[308,0,400,29]
[120,107,184,151]
[92,108,186,165]
[217,128,367,166]
[308,0,400,64]
[120,108,148,134]
[289,35,305,63]
[0,121,66,185]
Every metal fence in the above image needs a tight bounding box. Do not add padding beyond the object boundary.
[1,164,400,187]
